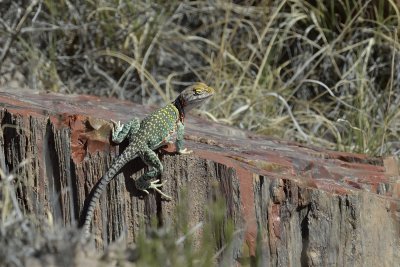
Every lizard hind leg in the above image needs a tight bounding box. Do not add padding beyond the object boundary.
[135,147,172,200]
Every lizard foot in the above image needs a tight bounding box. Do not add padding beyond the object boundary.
[141,179,172,200]
[179,148,193,155]
[111,119,123,135]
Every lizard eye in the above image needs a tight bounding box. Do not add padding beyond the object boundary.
[194,88,203,95]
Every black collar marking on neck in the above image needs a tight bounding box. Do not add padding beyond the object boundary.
[173,96,185,123]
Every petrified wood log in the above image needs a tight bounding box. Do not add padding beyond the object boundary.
[0,88,399,266]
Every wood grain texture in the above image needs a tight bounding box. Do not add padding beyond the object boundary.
[0,88,399,266]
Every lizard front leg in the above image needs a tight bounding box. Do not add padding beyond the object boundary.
[176,121,192,154]
[111,118,140,144]
[135,147,172,200]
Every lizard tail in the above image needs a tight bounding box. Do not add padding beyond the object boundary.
[81,147,137,238]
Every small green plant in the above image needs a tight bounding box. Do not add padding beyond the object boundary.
[134,188,237,267]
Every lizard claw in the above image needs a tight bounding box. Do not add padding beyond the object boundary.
[147,179,172,200]
[111,120,123,135]
[110,119,120,128]
[179,148,193,155]
[142,189,150,195]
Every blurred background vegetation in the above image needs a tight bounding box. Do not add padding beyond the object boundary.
[1,0,400,156]
[1,1,400,266]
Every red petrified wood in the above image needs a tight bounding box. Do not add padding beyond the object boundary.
[0,88,398,266]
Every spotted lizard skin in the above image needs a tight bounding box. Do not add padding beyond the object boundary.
[82,82,214,237]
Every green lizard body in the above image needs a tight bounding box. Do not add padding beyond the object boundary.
[82,82,214,237]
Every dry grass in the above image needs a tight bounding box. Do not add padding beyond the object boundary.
[0,155,86,267]
[0,158,239,267]
[1,0,400,156]
[1,2,399,265]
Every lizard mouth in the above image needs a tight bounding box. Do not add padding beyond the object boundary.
[184,95,213,111]
[194,93,213,104]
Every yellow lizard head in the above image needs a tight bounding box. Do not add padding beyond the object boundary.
[177,82,215,112]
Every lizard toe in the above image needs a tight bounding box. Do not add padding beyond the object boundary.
[148,180,172,200]
[179,148,193,155]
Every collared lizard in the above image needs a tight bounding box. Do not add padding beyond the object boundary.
[82,82,214,237]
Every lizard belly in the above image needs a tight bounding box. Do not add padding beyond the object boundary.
[150,128,177,149]
[164,131,177,143]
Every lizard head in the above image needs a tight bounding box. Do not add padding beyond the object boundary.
[177,82,215,112]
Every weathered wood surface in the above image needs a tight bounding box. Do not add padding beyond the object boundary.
[0,88,399,266]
